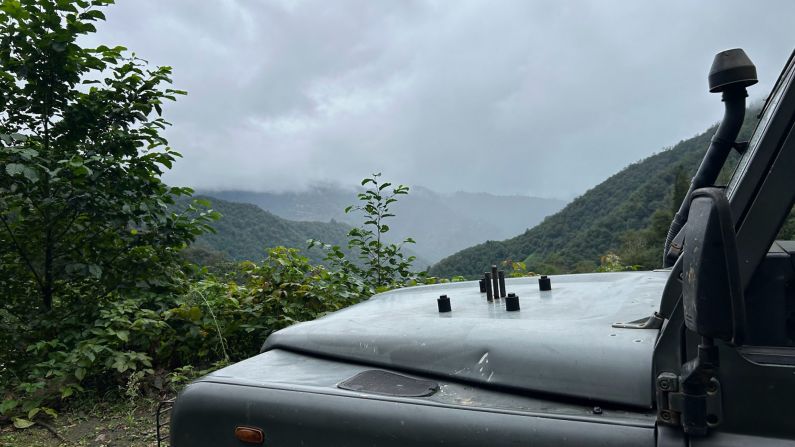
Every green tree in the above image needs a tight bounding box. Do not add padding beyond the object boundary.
[616,229,653,267]
[671,164,689,214]
[615,164,690,270]
[345,173,418,290]
[311,173,421,293]
[0,0,217,310]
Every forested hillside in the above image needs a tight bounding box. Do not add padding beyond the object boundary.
[179,196,349,265]
[179,196,430,268]
[202,186,565,263]
[430,113,760,277]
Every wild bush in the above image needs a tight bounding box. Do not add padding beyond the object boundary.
[311,173,423,294]
[0,247,368,428]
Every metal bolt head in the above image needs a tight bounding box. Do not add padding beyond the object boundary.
[592,406,602,415]
[660,410,672,421]
[657,377,671,391]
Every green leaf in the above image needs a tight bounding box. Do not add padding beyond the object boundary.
[22,166,39,183]
[17,148,38,160]
[61,387,74,399]
[75,368,86,381]
[88,264,102,278]
[188,306,202,321]
[112,358,128,373]
[0,1,28,20]
[5,163,24,176]
[0,400,18,415]
[12,417,35,429]
[5,163,39,183]
[81,9,106,20]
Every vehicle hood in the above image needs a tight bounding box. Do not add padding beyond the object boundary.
[262,271,668,408]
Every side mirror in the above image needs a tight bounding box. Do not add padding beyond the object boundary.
[682,188,746,345]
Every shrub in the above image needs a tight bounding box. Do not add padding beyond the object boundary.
[0,247,368,427]
[311,173,424,294]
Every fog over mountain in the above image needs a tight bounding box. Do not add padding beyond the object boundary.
[201,186,566,263]
[85,1,795,200]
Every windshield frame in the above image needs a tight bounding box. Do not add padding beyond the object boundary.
[726,50,795,201]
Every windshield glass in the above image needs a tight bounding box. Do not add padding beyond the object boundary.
[727,53,795,198]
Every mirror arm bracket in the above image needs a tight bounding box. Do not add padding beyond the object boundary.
[612,312,665,329]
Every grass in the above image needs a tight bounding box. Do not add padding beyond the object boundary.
[0,395,169,447]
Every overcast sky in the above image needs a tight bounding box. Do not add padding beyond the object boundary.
[87,1,795,199]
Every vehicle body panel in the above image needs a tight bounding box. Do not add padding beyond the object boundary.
[263,271,667,408]
[168,47,795,447]
[171,349,655,446]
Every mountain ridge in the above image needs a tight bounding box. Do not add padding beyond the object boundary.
[199,186,566,263]
[182,195,431,268]
[428,112,760,277]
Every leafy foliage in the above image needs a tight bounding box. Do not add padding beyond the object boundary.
[612,164,690,268]
[0,0,217,309]
[0,247,367,427]
[500,259,538,278]
[345,173,418,289]
[3,138,424,429]
[0,0,217,427]
[311,173,422,293]
[596,252,639,272]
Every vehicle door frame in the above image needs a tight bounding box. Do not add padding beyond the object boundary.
[654,49,795,444]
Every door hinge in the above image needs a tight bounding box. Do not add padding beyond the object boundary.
[656,372,723,436]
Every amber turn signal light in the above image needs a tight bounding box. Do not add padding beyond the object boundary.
[234,426,264,444]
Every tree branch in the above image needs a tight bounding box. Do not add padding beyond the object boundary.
[0,213,44,289]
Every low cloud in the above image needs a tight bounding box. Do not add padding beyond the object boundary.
[87,0,795,198]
